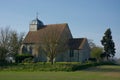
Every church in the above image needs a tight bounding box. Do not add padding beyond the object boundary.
[20,17,90,62]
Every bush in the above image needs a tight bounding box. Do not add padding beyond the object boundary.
[23,57,33,63]
[88,58,97,62]
[15,54,33,63]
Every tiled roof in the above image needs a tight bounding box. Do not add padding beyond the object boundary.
[23,23,68,44]
[68,38,87,50]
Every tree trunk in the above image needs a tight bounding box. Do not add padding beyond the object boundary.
[47,56,55,65]
[51,59,54,65]
[106,53,109,61]
[50,57,55,65]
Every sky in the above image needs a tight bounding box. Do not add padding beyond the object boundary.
[0,0,120,58]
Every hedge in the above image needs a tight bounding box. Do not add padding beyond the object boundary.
[15,54,33,63]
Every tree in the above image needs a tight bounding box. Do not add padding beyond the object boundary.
[0,27,11,49]
[91,46,103,62]
[0,27,24,61]
[88,39,103,62]
[101,28,115,60]
[40,28,69,64]
[0,47,8,62]
[88,39,96,48]
[9,31,24,56]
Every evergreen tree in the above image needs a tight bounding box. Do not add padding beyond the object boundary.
[101,28,115,60]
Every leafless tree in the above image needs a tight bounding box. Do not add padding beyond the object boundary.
[0,27,24,60]
[40,28,69,64]
[0,27,11,61]
[0,27,11,49]
[0,47,8,62]
[88,39,96,48]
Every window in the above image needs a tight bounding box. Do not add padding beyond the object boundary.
[70,50,74,57]
[22,46,27,53]
[29,46,32,54]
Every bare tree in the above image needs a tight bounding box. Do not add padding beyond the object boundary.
[88,39,96,48]
[40,28,69,64]
[0,27,24,61]
[0,27,11,49]
[0,27,11,61]
[0,47,8,62]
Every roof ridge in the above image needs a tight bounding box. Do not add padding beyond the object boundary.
[73,38,86,39]
[69,38,86,40]
[45,23,68,26]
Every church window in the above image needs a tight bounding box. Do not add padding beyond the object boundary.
[22,46,27,54]
[29,46,32,54]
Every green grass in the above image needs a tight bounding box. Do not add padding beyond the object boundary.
[0,65,120,80]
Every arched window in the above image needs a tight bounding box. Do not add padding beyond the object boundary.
[22,46,27,54]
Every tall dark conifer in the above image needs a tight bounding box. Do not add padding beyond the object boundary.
[101,28,115,60]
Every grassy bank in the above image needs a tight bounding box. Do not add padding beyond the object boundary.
[0,62,81,71]
[0,62,116,71]
[0,65,120,80]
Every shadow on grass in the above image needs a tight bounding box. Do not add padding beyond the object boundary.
[83,65,120,72]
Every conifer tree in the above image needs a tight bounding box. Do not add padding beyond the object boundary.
[101,28,115,60]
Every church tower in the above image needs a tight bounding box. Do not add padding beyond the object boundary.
[29,17,44,31]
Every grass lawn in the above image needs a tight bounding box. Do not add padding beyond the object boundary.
[0,65,120,80]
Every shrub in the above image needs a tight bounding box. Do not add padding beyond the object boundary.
[23,57,33,63]
[88,58,97,62]
[15,54,33,63]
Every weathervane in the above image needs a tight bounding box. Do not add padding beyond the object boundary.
[36,12,38,19]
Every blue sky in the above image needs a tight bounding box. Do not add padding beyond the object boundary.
[0,0,120,58]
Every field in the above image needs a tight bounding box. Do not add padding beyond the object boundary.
[0,65,120,80]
